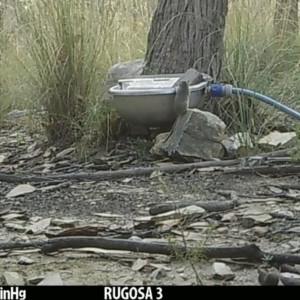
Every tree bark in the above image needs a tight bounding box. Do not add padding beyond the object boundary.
[274,0,299,36]
[142,0,229,81]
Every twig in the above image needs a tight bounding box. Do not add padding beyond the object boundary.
[259,147,298,158]
[256,192,300,202]
[265,184,300,191]
[225,164,300,176]
[0,147,297,183]
[0,159,240,183]
[149,200,237,216]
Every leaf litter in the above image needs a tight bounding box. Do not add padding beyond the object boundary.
[1,126,300,285]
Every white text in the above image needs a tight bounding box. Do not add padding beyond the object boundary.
[0,287,26,300]
[104,287,163,300]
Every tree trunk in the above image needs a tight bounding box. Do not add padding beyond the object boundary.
[142,0,228,81]
[274,0,299,36]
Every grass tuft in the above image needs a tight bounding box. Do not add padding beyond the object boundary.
[0,0,299,148]
[14,0,119,145]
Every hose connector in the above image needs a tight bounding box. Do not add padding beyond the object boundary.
[209,84,233,97]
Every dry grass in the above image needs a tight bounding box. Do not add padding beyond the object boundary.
[225,0,300,134]
[0,0,299,148]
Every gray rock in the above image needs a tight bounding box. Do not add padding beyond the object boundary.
[252,226,269,236]
[212,262,235,281]
[105,59,145,101]
[18,256,35,265]
[150,268,166,280]
[38,273,63,286]
[258,268,279,286]
[241,213,273,228]
[151,108,226,160]
[28,276,45,285]
[3,272,25,286]
[280,272,300,286]
[128,236,142,242]
[178,273,188,280]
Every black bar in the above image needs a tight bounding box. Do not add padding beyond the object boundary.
[0,285,292,300]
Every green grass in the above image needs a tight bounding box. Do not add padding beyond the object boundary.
[0,0,299,149]
[225,0,300,136]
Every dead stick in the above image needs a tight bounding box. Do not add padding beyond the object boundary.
[149,200,237,216]
[225,164,300,176]
[259,147,297,158]
[266,184,300,191]
[0,159,240,183]
[40,238,300,265]
[0,240,46,250]
[2,237,300,266]
[0,147,296,184]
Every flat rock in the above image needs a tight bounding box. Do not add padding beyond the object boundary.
[6,184,36,198]
[28,276,45,285]
[3,272,24,286]
[258,131,296,149]
[26,218,52,234]
[280,273,300,286]
[252,226,268,236]
[51,218,78,228]
[151,205,205,222]
[241,214,273,228]
[221,212,237,223]
[18,256,35,265]
[212,262,235,281]
[150,268,166,280]
[38,273,63,286]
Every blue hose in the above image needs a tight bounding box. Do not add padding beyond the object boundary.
[209,84,300,121]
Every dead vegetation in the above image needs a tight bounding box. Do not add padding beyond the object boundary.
[2,0,300,286]
[1,125,300,285]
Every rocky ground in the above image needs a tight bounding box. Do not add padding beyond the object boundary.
[1,122,300,286]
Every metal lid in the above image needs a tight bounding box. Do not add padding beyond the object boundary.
[118,77,179,90]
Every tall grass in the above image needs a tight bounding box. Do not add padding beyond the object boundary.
[225,0,300,134]
[0,0,299,145]
[0,0,153,144]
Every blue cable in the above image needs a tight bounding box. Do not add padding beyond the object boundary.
[209,84,300,121]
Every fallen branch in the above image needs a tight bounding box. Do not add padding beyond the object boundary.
[259,147,297,158]
[2,237,300,266]
[0,240,45,250]
[45,226,99,238]
[225,164,300,176]
[266,184,300,191]
[0,147,297,183]
[257,192,300,202]
[149,200,237,216]
[0,159,240,183]
[39,237,300,265]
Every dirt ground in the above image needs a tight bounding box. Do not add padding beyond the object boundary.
[1,124,300,286]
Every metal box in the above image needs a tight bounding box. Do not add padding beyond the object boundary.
[109,73,211,127]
